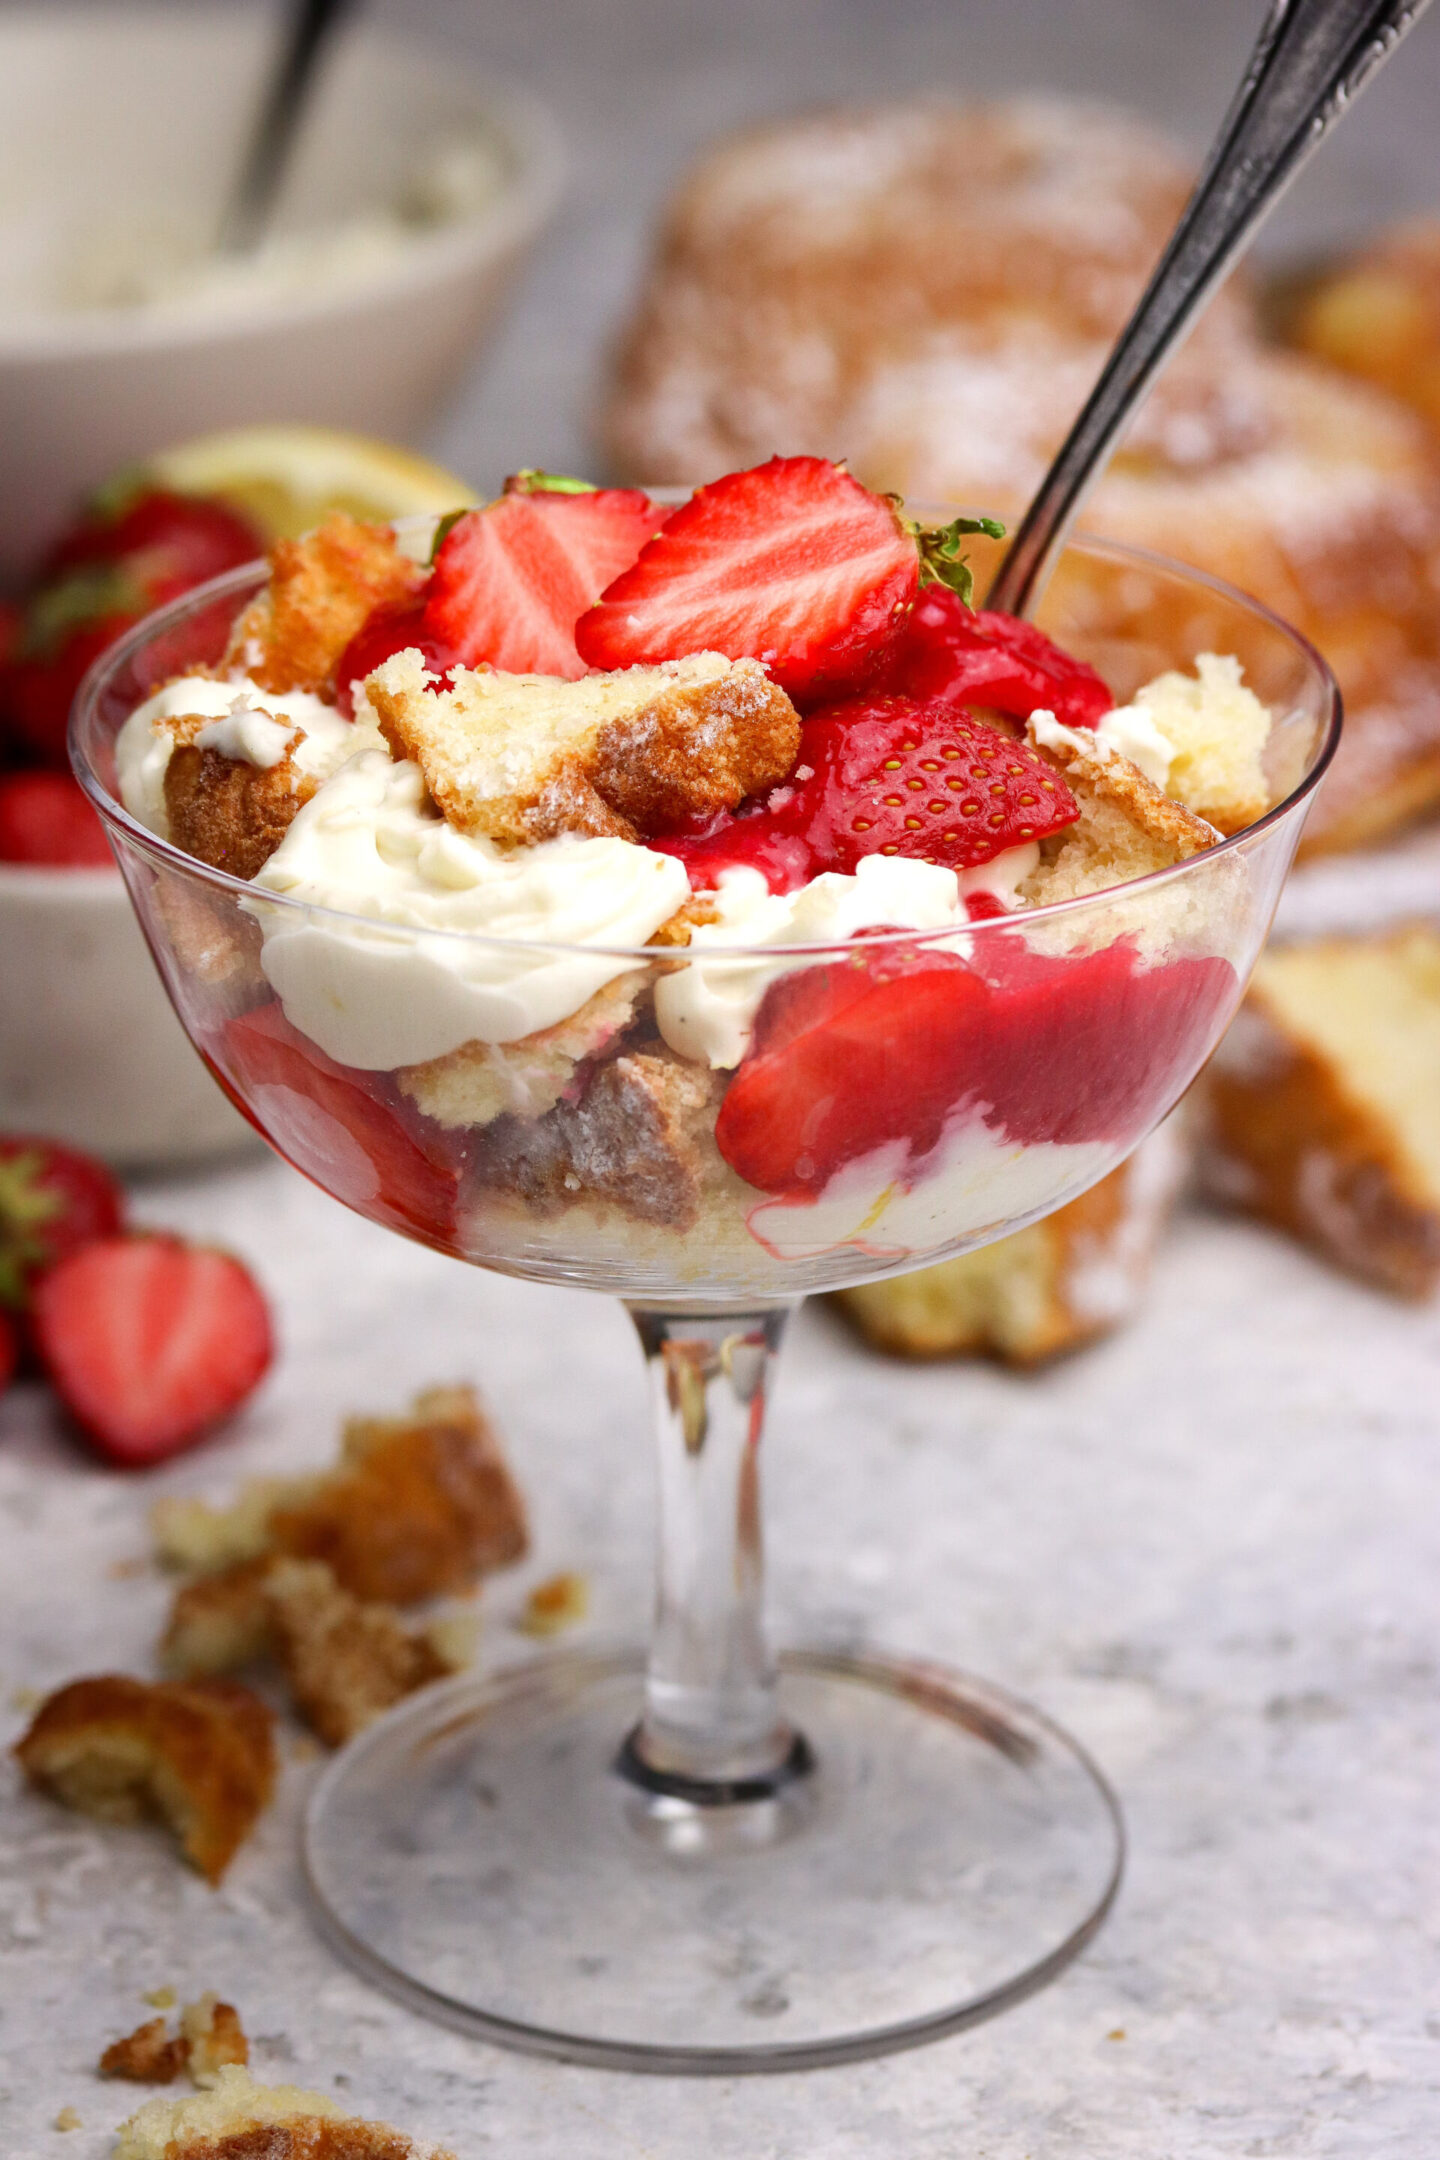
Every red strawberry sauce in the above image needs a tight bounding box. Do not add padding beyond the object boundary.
[716,934,1234,1199]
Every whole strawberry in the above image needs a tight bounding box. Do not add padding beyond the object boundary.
[0,486,260,767]
[0,1136,125,1313]
[0,772,112,867]
[575,456,1004,706]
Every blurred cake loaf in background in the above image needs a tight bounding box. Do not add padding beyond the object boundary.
[829,1117,1189,1366]
[604,98,1440,860]
[1199,925,1440,1299]
[1277,220,1440,440]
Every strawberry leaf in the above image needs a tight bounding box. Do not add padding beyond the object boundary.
[911,514,1007,606]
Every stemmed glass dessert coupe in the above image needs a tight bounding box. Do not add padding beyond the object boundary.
[73,531,1338,2070]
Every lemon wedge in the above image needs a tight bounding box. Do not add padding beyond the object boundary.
[140,424,477,540]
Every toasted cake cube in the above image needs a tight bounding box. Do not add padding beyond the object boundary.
[264,1559,452,1748]
[1020,716,1220,904]
[14,1675,275,1884]
[114,2063,456,2160]
[398,971,645,1129]
[367,647,801,844]
[180,1995,250,2088]
[152,1387,526,1603]
[1201,926,1440,1295]
[831,1119,1187,1363]
[229,513,425,695]
[100,1996,248,2089]
[100,2019,188,2085]
[474,1049,726,1230]
[163,740,316,880]
[160,1558,279,1679]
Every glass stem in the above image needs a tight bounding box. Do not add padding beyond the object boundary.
[621,1303,810,1800]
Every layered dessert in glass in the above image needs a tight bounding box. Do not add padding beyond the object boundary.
[73,457,1338,2069]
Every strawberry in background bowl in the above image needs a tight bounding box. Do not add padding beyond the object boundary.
[0,428,475,1166]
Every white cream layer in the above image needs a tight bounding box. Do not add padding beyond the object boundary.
[744,1111,1115,1264]
[248,751,690,1069]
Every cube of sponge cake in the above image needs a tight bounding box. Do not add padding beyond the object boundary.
[367,647,800,845]
[1201,925,1440,1296]
[150,1386,526,1605]
[1020,717,1221,906]
[14,1675,275,1884]
[115,2063,456,2160]
[1130,652,1272,837]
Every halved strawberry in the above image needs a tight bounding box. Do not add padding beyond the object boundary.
[0,1136,126,1311]
[0,772,112,867]
[715,949,989,1195]
[334,598,462,718]
[575,457,1003,705]
[715,933,1238,1199]
[32,1233,272,1466]
[422,473,665,678]
[887,588,1114,728]
[219,1002,460,1245]
[656,693,1078,892]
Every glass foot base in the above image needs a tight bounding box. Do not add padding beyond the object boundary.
[303,1648,1124,2073]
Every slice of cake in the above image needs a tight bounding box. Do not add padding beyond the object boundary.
[367,647,800,844]
[1201,925,1440,1295]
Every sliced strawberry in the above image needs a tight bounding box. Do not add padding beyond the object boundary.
[219,1002,460,1245]
[715,950,988,1195]
[715,934,1238,1198]
[887,588,1114,728]
[656,694,1078,892]
[577,457,958,705]
[32,1233,272,1466]
[423,476,665,678]
[0,1136,125,1311]
[334,599,462,718]
[0,772,112,867]
[967,935,1237,1147]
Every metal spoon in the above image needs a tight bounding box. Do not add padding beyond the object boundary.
[216,0,358,257]
[987,0,1436,618]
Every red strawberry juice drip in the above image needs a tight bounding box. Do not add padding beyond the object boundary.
[886,588,1114,729]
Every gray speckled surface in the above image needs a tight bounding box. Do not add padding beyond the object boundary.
[7,1,1440,2149]
[2,1144,1438,2156]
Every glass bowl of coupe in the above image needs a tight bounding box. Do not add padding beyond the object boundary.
[73,466,1338,2071]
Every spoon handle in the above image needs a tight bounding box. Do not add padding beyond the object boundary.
[217,0,357,256]
[986,0,1436,618]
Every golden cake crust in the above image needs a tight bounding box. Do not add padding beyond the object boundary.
[230,513,425,697]
[1200,927,1440,1297]
[14,1675,275,1884]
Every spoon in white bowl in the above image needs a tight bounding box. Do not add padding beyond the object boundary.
[987,0,1435,618]
[216,0,358,257]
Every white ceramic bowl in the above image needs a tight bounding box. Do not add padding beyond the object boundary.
[0,5,564,577]
[0,863,256,1166]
